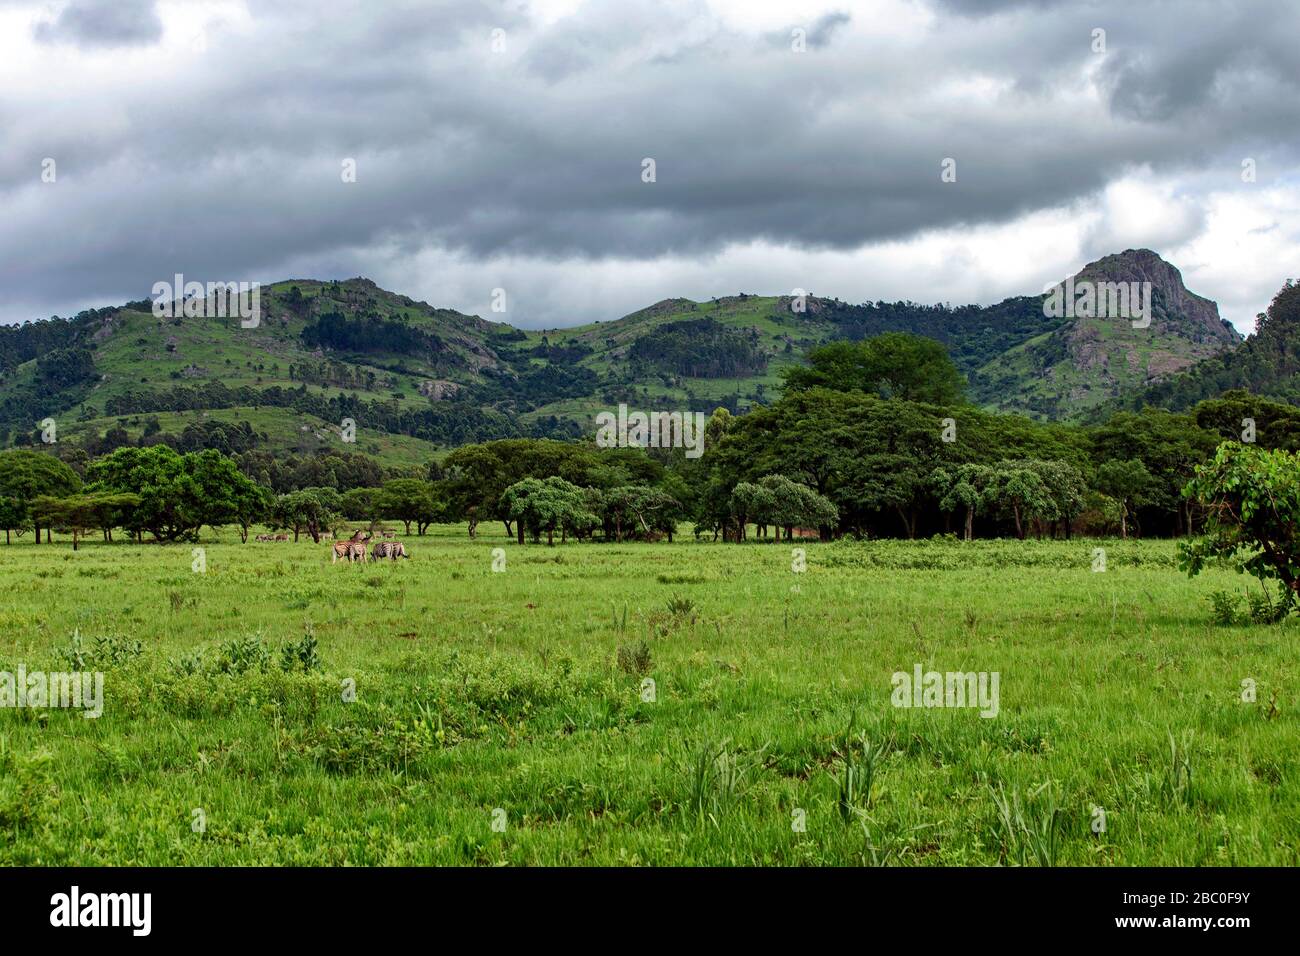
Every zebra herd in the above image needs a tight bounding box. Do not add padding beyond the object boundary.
[330,530,410,563]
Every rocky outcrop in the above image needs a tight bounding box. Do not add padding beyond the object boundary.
[418,379,461,400]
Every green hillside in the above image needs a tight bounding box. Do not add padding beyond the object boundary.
[0,253,1252,466]
[1104,278,1300,415]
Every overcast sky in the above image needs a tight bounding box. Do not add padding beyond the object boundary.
[2,0,1296,333]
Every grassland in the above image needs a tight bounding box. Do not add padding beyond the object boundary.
[0,530,1295,866]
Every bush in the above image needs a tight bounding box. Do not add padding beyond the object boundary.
[1208,590,1243,626]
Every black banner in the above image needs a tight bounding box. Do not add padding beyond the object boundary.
[0,866,1290,942]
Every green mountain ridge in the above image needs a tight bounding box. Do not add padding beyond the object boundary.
[0,252,1262,465]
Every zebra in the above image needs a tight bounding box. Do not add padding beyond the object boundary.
[371,541,409,561]
[332,530,370,563]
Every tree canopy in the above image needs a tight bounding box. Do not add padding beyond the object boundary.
[781,333,966,405]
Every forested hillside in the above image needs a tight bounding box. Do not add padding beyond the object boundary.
[0,252,1264,467]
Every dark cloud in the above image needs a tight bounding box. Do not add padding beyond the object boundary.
[2,0,1299,325]
[33,0,162,49]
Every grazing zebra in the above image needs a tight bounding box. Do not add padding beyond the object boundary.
[371,541,410,561]
[332,530,370,563]
[381,530,396,540]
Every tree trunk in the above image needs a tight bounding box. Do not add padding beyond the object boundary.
[1012,505,1024,540]
[964,506,973,541]
[1120,509,1128,540]
[517,522,525,545]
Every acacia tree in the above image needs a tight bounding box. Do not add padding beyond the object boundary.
[377,478,440,535]
[599,485,684,541]
[273,488,342,543]
[501,476,596,545]
[1181,443,1300,613]
[757,474,838,540]
[30,493,141,550]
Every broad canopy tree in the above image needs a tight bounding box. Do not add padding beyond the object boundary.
[501,476,597,545]
[376,478,440,535]
[272,487,342,543]
[0,449,82,543]
[87,445,268,542]
[781,333,966,406]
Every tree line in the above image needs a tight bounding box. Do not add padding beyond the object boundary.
[4,321,1300,548]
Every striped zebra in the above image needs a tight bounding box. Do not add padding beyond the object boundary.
[332,530,370,563]
[371,541,409,561]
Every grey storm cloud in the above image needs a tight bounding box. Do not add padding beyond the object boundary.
[2,0,1299,324]
[33,0,163,48]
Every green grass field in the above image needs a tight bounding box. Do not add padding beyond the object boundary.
[0,529,1295,865]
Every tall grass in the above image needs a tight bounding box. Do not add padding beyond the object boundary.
[0,528,1293,865]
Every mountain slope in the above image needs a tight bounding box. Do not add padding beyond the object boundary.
[0,254,1252,462]
[971,250,1241,419]
[1105,277,1300,414]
